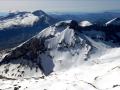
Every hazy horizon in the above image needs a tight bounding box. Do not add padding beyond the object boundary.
[0,0,119,13]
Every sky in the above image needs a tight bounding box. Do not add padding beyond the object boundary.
[0,0,120,12]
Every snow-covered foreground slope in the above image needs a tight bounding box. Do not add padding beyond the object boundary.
[0,48,120,90]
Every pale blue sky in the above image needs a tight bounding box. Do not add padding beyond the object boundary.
[0,0,120,12]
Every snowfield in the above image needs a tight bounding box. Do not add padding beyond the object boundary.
[0,48,120,90]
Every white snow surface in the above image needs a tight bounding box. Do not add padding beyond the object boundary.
[79,20,93,27]
[0,13,39,29]
[0,48,120,90]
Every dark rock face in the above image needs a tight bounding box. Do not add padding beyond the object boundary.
[1,37,45,62]
[55,20,79,31]
[114,17,120,22]
[32,10,57,25]
[69,20,79,30]
[32,10,48,17]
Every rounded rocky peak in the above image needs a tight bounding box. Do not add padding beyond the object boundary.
[55,20,78,30]
[32,10,56,24]
[32,10,47,16]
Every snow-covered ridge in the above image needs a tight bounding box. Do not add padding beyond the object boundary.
[0,13,39,30]
[105,18,120,26]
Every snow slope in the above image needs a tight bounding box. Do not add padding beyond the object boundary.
[0,48,120,90]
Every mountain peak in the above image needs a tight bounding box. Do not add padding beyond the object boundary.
[32,10,47,16]
[55,20,78,30]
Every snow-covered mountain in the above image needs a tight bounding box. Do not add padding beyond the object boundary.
[0,10,57,50]
[0,19,120,78]
[0,18,120,90]
[0,20,94,78]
